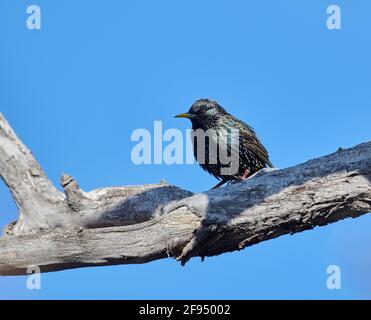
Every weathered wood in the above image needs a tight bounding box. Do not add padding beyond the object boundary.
[0,113,370,275]
[0,114,192,236]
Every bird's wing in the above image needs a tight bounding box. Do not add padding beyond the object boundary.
[223,118,273,168]
[244,131,273,168]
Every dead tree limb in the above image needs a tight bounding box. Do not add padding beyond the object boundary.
[0,112,370,276]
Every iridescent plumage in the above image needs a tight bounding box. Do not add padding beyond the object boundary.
[176,99,273,188]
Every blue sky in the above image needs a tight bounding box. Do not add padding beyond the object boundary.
[0,0,370,299]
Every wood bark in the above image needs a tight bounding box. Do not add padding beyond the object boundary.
[0,113,370,276]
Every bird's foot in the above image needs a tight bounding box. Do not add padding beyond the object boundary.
[212,168,278,190]
[247,167,278,180]
[227,167,278,187]
[240,169,251,180]
[227,169,250,186]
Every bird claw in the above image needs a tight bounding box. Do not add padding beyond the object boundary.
[227,167,278,187]
[240,169,251,180]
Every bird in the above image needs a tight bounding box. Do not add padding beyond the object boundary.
[175,99,273,189]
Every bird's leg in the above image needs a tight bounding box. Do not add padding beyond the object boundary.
[240,169,251,180]
[227,169,251,186]
[210,180,228,190]
[212,168,256,189]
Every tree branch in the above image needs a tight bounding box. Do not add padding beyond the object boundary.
[0,112,370,276]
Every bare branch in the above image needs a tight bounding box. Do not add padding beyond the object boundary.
[0,112,370,275]
[0,113,64,235]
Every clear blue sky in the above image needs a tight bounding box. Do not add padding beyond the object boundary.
[0,0,370,299]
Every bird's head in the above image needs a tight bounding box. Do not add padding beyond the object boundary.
[175,99,227,128]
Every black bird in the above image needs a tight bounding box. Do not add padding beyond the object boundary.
[176,99,273,189]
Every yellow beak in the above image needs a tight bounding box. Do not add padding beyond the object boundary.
[175,113,195,119]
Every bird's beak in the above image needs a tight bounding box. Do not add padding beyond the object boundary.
[175,113,195,119]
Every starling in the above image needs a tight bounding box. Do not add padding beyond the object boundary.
[175,99,273,189]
